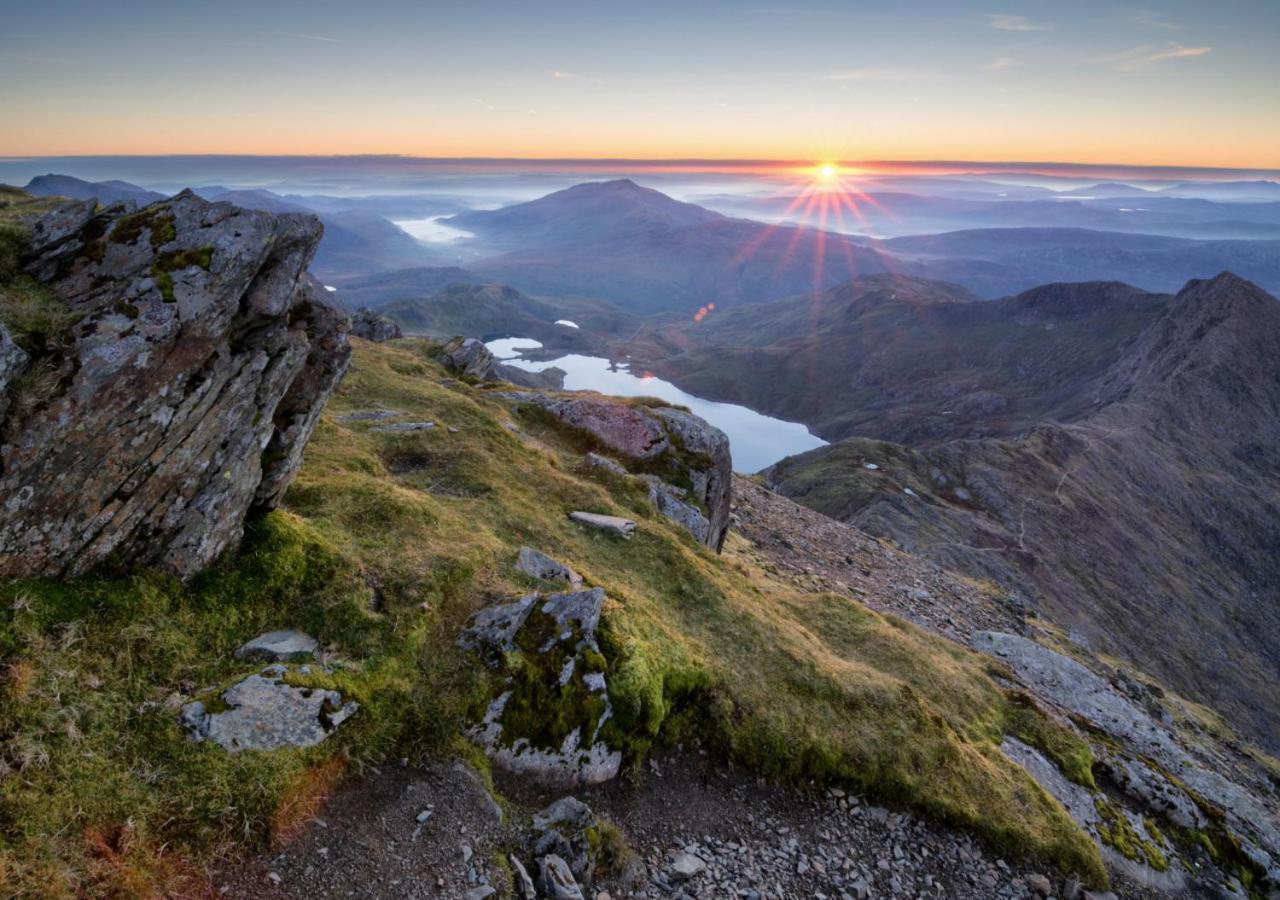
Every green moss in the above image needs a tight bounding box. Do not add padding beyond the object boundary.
[1094,797,1168,872]
[110,206,175,249]
[150,246,213,302]
[1005,694,1096,789]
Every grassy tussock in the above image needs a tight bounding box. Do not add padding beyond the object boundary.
[0,336,1107,894]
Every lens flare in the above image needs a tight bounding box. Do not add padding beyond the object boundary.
[817,163,838,181]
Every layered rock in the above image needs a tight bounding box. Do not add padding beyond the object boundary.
[350,307,402,342]
[0,192,350,579]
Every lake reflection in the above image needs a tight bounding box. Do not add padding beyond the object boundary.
[486,338,826,473]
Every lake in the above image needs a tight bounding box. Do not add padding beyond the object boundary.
[394,216,475,243]
[486,338,826,473]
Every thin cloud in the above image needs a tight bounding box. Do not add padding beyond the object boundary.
[987,14,1050,32]
[1131,10,1182,30]
[1094,42,1211,70]
[472,98,496,110]
[552,70,580,80]
[819,67,929,82]
[287,32,339,43]
[986,56,1017,71]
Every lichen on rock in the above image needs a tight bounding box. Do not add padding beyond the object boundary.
[0,191,350,579]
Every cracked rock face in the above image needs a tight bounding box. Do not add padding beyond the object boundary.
[0,192,350,579]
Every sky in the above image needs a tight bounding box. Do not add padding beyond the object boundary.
[2,0,1278,167]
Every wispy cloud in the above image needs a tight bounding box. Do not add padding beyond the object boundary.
[552,70,580,80]
[472,98,495,110]
[818,66,929,82]
[1130,10,1182,30]
[986,14,1050,32]
[985,55,1017,71]
[287,32,339,43]
[1093,42,1211,70]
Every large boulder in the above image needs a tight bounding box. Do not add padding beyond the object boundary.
[350,307,402,342]
[0,192,350,579]
[501,392,733,551]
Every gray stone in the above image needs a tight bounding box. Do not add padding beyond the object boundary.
[583,452,628,476]
[463,887,495,900]
[350,308,402,342]
[368,420,435,433]
[516,546,583,586]
[533,796,598,881]
[669,852,707,882]
[570,511,636,538]
[537,854,585,900]
[458,594,537,660]
[180,668,358,752]
[0,323,29,423]
[644,477,711,543]
[438,336,495,380]
[510,854,537,899]
[234,629,319,662]
[1026,873,1052,896]
[335,409,402,422]
[1,192,349,580]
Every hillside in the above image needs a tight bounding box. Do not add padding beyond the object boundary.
[631,274,1172,442]
[764,273,1280,755]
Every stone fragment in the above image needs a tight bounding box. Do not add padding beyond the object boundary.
[350,308,402,342]
[537,854,585,900]
[569,511,636,538]
[234,629,319,662]
[438,336,496,380]
[180,668,357,752]
[516,546,583,586]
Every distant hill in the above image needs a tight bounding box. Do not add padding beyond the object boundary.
[24,173,165,206]
[877,227,1280,296]
[446,178,724,250]
[630,273,1170,442]
[379,282,562,339]
[327,266,490,310]
[1157,180,1280,201]
[762,273,1280,752]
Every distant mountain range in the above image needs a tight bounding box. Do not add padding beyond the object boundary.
[755,272,1280,751]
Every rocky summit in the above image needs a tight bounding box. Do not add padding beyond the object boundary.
[0,191,349,579]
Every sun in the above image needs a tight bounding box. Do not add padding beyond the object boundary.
[817,162,839,182]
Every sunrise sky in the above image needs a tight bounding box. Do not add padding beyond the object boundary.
[3,0,1278,167]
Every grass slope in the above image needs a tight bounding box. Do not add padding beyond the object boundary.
[0,337,1105,896]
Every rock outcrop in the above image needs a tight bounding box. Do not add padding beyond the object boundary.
[349,307,402,342]
[500,392,733,551]
[0,192,349,579]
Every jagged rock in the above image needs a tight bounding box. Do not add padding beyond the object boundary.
[569,511,636,538]
[533,797,599,881]
[437,336,496,380]
[350,307,402,342]
[509,854,537,899]
[234,629,319,662]
[458,594,537,660]
[0,192,350,579]
[500,392,732,551]
[462,588,620,785]
[582,452,628,476]
[643,475,711,543]
[0,323,28,423]
[516,546,583,586]
[536,854,585,900]
[180,666,358,752]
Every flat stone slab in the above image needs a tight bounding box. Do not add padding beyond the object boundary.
[335,409,403,422]
[234,629,319,662]
[181,667,358,752]
[369,421,435,433]
[569,511,636,538]
[516,547,583,585]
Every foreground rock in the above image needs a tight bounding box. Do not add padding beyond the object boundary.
[515,546,583,586]
[976,631,1280,892]
[181,664,358,752]
[234,629,319,662]
[569,510,636,538]
[350,307,402,342]
[460,587,621,786]
[0,192,349,579]
[500,391,733,550]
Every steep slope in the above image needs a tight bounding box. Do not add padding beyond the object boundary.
[765,273,1280,753]
[634,274,1170,442]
